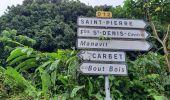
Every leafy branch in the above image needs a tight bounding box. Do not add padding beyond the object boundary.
[151,22,170,72]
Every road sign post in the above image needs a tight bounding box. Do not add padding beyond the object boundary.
[76,11,151,100]
[105,76,112,100]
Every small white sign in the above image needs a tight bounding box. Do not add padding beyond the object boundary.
[77,50,125,62]
[78,27,150,39]
[80,62,127,75]
[77,38,152,51]
[78,17,147,29]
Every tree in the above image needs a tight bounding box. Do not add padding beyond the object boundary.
[0,0,95,52]
[0,29,36,66]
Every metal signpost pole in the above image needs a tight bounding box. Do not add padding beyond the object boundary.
[105,76,112,100]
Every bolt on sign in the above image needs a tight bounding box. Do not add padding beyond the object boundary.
[96,11,112,18]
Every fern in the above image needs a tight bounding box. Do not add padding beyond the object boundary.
[9,55,36,65]
[67,56,79,78]
[70,85,85,98]
[35,61,52,72]
[38,67,51,99]
[5,67,38,98]
[49,60,60,71]
[6,48,24,62]
[18,62,37,72]
[88,78,93,97]
[15,58,36,71]
[51,70,57,86]
[58,75,68,86]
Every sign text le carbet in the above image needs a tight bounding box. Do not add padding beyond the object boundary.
[78,17,147,29]
[77,50,125,62]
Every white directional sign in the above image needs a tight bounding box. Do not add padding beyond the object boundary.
[77,38,152,51]
[78,17,148,29]
[80,62,127,75]
[78,27,150,39]
[77,14,151,100]
[77,50,125,62]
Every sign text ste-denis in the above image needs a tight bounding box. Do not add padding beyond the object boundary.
[78,27,149,39]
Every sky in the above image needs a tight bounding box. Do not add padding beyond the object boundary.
[0,0,124,16]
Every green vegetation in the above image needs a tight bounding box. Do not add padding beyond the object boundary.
[0,0,170,99]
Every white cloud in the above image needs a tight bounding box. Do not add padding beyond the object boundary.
[80,0,124,7]
[0,0,23,16]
